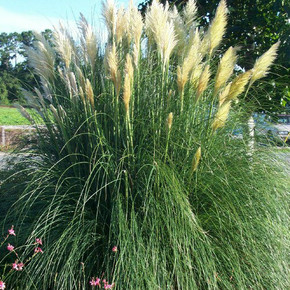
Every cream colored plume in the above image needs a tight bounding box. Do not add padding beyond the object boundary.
[212,101,231,131]
[169,6,186,52]
[123,73,131,113]
[208,0,227,55]
[183,0,198,30]
[145,0,176,69]
[85,78,94,107]
[116,6,128,44]
[218,82,231,106]
[102,0,117,38]
[192,146,201,172]
[196,65,210,100]
[128,2,143,47]
[167,112,173,131]
[125,54,134,83]
[123,54,134,113]
[78,14,98,67]
[107,43,121,95]
[214,46,237,95]
[190,63,203,89]
[177,30,201,94]
[26,32,55,81]
[227,71,252,101]
[250,41,280,85]
[53,24,74,69]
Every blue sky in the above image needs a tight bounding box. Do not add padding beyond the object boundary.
[0,0,135,33]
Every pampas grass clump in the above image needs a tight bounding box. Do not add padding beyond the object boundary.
[1,1,288,289]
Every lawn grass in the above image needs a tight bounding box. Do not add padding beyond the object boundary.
[0,106,31,125]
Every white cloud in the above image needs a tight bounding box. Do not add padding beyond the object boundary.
[0,7,76,33]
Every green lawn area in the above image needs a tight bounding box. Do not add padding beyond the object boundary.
[0,106,32,125]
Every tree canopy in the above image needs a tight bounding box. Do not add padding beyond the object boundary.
[0,30,52,104]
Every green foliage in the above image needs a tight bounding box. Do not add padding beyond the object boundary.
[1,1,289,289]
[0,106,32,125]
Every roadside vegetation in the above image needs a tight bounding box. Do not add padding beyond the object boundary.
[0,107,31,125]
[0,0,289,289]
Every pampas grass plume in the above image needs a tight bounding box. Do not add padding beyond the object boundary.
[107,43,121,95]
[102,0,116,38]
[192,146,201,172]
[212,101,231,131]
[227,71,252,101]
[250,41,280,85]
[214,46,237,95]
[196,65,210,100]
[183,0,197,29]
[85,78,94,107]
[167,112,173,131]
[209,0,227,55]
[116,7,127,44]
[218,82,231,106]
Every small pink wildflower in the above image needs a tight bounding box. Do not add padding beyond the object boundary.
[112,246,117,253]
[89,277,101,287]
[34,247,43,254]
[17,263,24,271]
[104,283,115,289]
[0,281,5,290]
[7,243,14,251]
[12,262,18,270]
[36,238,42,245]
[8,226,16,236]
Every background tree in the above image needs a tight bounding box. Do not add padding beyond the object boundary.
[0,29,52,104]
[138,0,290,112]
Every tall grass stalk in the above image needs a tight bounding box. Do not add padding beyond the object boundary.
[1,0,289,289]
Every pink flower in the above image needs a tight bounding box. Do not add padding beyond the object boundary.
[12,262,18,270]
[8,226,16,236]
[7,243,14,251]
[0,281,5,290]
[112,246,117,253]
[17,263,24,271]
[104,283,115,289]
[89,277,101,286]
[34,247,43,254]
[36,238,42,245]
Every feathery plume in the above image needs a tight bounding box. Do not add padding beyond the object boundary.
[167,112,173,131]
[218,82,231,106]
[78,14,98,68]
[183,0,198,30]
[250,41,280,85]
[208,0,227,55]
[123,73,131,113]
[123,54,134,113]
[26,32,55,81]
[107,43,121,95]
[212,101,231,131]
[53,23,74,69]
[85,78,94,107]
[227,71,252,101]
[145,0,176,70]
[169,6,186,52]
[125,54,134,83]
[196,65,210,100]
[192,146,201,172]
[214,46,237,95]
[190,64,204,89]
[102,0,117,38]
[128,3,143,47]
[116,6,127,44]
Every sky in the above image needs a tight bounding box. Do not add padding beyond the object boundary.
[0,0,136,33]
